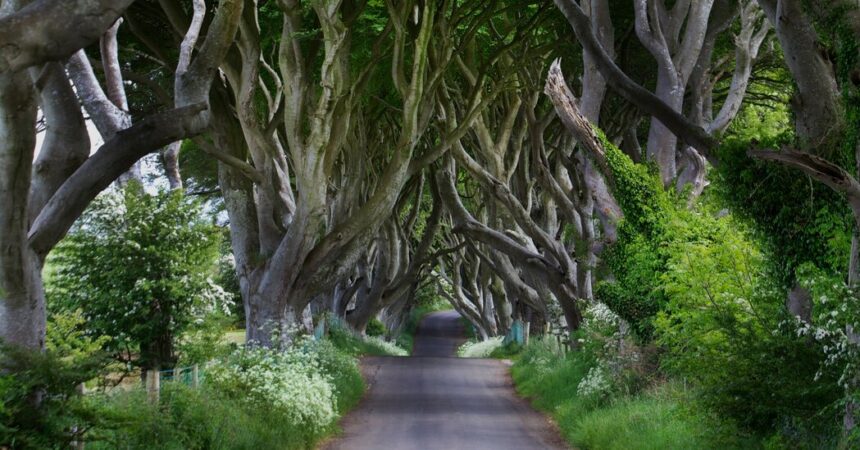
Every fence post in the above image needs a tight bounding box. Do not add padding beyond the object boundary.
[145,370,160,403]
[192,364,200,388]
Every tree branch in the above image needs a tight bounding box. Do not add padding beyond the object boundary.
[0,0,134,73]
[29,104,208,255]
[552,0,717,152]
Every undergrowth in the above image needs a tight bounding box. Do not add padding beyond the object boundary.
[511,339,757,450]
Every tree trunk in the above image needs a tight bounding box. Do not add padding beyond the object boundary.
[0,70,43,352]
[646,70,683,186]
[758,0,842,147]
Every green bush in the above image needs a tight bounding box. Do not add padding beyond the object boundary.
[654,216,843,434]
[1,311,113,449]
[177,313,235,366]
[87,384,308,450]
[47,184,232,371]
[365,318,386,337]
[87,338,366,450]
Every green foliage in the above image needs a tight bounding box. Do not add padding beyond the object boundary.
[582,127,848,440]
[365,318,386,337]
[597,127,671,240]
[88,384,313,450]
[488,341,523,359]
[62,337,365,450]
[593,127,674,337]
[714,135,853,286]
[327,317,408,357]
[47,184,231,370]
[46,309,111,361]
[176,313,235,366]
[654,218,843,433]
[511,339,752,449]
[0,343,110,449]
[208,343,337,435]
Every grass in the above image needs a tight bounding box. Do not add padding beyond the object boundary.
[222,330,245,345]
[327,318,408,357]
[81,335,369,450]
[511,339,757,450]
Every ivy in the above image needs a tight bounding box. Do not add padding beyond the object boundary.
[592,127,675,338]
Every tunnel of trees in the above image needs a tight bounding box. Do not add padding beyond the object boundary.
[1,0,860,448]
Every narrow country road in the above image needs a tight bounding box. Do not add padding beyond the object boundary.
[321,311,567,450]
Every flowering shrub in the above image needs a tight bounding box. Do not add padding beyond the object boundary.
[795,265,860,436]
[458,337,504,358]
[576,302,648,399]
[576,366,611,399]
[47,184,230,371]
[208,341,338,434]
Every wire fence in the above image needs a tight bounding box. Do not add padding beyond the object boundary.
[157,364,205,386]
[145,363,207,402]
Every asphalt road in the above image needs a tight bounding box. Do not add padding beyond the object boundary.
[321,310,566,450]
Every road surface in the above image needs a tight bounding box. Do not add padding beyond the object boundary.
[321,310,566,450]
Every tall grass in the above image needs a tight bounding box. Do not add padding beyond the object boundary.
[511,339,756,450]
[87,384,317,450]
[79,329,377,450]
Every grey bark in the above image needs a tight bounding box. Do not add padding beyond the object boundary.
[553,0,717,155]
[0,70,42,350]
[757,0,842,147]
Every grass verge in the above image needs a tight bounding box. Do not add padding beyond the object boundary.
[511,339,757,450]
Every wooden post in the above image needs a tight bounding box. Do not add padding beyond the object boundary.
[192,364,200,388]
[145,370,160,403]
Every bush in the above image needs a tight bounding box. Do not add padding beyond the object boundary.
[207,343,338,437]
[1,311,113,449]
[365,318,386,337]
[83,336,366,450]
[86,384,309,450]
[654,218,843,433]
[176,313,235,366]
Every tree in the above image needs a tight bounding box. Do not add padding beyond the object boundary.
[48,185,228,372]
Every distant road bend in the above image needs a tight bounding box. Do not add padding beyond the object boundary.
[322,311,566,450]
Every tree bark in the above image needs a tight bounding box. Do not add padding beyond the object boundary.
[0,70,43,351]
[757,0,842,147]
